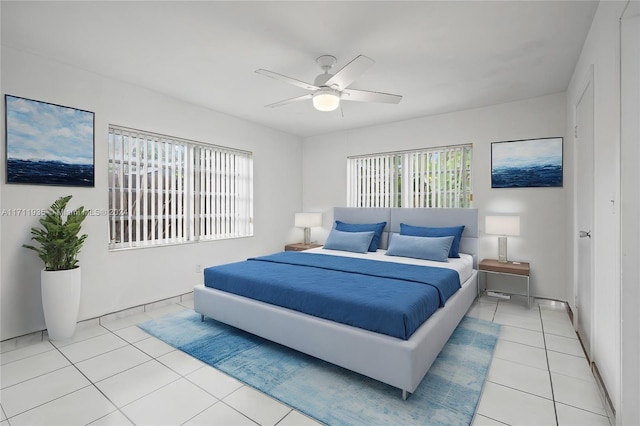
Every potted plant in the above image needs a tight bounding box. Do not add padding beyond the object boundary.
[23,195,88,340]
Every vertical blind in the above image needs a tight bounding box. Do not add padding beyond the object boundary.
[347,144,472,208]
[108,125,253,249]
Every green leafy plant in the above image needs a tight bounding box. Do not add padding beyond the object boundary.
[23,195,89,271]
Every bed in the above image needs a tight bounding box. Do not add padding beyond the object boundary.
[194,207,478,399]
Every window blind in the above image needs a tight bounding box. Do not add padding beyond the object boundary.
[108,125,253,249]
[347,144,472,208]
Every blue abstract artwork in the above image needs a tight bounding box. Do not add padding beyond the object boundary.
[491,137,563,188]
[5,95,94,186]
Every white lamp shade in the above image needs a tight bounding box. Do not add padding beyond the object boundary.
[295,212,322,228]
[485,215,520,236]
[312,90,340,112]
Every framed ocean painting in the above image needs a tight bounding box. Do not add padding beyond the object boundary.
[491,137,563,188]
[5,95,95,187]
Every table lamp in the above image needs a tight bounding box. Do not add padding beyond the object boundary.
[485,215,520,263]
[295,212,322,244]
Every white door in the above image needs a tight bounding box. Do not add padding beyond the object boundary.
[575,72,594,360]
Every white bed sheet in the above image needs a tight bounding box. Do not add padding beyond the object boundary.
[302,247,474,283]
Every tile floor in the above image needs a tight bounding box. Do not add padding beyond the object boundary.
[469,296,611,426]
[0,294,612,426]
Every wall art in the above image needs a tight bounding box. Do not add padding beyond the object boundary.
[5,95,95,186]
[491,137,563,188]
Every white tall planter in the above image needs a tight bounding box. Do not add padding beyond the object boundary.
[41,267,81,341]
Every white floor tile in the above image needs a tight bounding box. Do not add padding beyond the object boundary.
[551,372,607,416]
[96,360,180,407]
[493,311,543,332]
[539,301,569,312]
[0,341,55,365]
[1,349,70,388]
[8,385,116,426]
[180,298,195,309]
[183,401,257,426]
[472,414,509,425]
[487,357,552,399]
[496,301,541,319]
[158,349,205,376]
[223,386,291,426]
[543,317,577,338]
[49,324,109,348]
[498,325,545,348]
[556,402,611,426]
[101,312,154,331]
[547,351,594,382]
[0,333,45,354]
[476,382,556,426]
[113,325,151,344]
[278,410,322,426]
[88,410,134,425]
[540,304,571,321]
[475,296,499,307]
[1,366,90,418]
[134,336,176,358]
[187,365,243,400]
[493,339,548,370]
[466,301,497,322]
[145,303,187,319]
[545,333,584,357]
[58,333,128,364]
[75,345,152,383]
[121,378,217,426]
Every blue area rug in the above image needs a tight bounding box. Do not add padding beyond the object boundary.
[139,310,500,425]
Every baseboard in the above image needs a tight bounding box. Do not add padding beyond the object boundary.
[592,361,616,421]
[0,291,194,350]
[575,330,616,424]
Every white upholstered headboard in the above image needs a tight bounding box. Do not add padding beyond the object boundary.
[333,207,479,268]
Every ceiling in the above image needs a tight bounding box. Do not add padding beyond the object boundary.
[1,1,598,138]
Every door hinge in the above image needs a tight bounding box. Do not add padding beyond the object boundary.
[574,125,578,138]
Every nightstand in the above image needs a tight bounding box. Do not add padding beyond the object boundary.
[479,258,531,307]
[284,243,322,252]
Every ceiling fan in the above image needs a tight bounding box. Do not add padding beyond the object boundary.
[256,54,402,112]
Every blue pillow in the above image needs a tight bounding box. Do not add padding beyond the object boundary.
[400,223,465,258]
[385,234,454,262]
[323,229,375,253]
[334,221,387,252]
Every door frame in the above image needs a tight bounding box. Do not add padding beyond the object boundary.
[619,7,640,425]
[572,64,596,361]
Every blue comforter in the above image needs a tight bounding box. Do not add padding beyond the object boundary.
[203,251,461,340]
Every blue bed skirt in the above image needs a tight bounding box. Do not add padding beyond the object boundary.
[203,252,460,340]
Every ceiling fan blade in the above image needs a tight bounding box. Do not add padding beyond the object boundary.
[264,94,313,108]
[341,88,402,104]
[255,69,319,91]
[324,55,375,90]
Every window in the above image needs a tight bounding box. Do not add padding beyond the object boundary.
[347,144,472,208]
[108,125,253,249]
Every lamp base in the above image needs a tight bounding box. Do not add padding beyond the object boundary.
[303,228,311,245]
[497,236,508,263]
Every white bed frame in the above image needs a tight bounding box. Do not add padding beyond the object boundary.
[194,207,479,399]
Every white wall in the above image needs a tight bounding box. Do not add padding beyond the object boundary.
[620,3,640,424]
[302,93,569,301]
[1,47,302,340]
[565,0,627,412]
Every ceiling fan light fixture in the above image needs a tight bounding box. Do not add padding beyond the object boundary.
[312,89,340,112]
